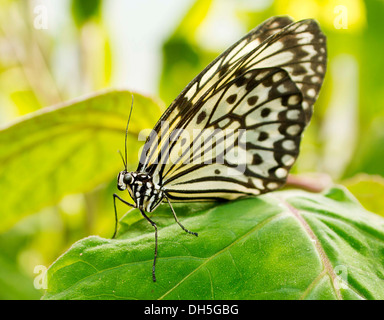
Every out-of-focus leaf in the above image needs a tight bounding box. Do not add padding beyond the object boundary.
[159,0,215,103]
[10,90,42,115]
[71,0,102,27]
[0,210,59,300]
[343,174,384,217]
[343,0,384,178]
[0,254,41,300]
[171,0,213,39]
[43,187,384,300]
[344,116,384,178]
[0,90,163,232]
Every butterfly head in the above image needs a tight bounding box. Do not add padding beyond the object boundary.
[116,94,135,192]
[117,171,134,191]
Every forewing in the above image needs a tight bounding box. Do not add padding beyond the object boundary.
[161,68,306,201]
[241,19,327,121]
[137,16,295,174]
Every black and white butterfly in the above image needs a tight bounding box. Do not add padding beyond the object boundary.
[113,16,327,282]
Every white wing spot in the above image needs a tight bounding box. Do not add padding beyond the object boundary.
[311,76,321,83]
[270,21,280,28]
[277,83,289,93]
[267,182,279,189]
[272,71,285,82]
[286,124,301,136]
[296,32,314,45]
[251,178,265,190]
[243,73,253,79]
[282,139,296,150]
[282,154,295,166]
[218,118,230,128]
[255,70,270,81]
[275,168,288,178]
[307,88,316,97]
[286,109,301,120]
[295,24,308,33]
[288,94,300,105]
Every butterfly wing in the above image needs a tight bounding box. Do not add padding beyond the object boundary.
[137,17,326,200]
[162,67,305,200]
[138,16,296,172]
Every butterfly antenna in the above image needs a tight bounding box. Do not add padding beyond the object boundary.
[117,150,127,169]
[124,94,134,171]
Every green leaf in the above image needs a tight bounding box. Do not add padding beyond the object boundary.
[43,186,384,300]
[0,90,163,232]
[71,0,102,27]
[159,0,215,103]
[343,174,384,217]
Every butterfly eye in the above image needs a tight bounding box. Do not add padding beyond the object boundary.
[123,173,133,185]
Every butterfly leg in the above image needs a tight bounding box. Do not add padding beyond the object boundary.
[112,193,136,239]
[139,209,158,282]
[165,197,198,237]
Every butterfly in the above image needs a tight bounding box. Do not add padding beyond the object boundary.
[113,16,327,282]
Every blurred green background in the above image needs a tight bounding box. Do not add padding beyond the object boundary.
[0,0,383,299]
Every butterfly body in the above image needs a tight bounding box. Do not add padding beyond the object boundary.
[117,171,164,212]
[113,16,327,282]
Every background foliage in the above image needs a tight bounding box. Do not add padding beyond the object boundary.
[0,0,383,299]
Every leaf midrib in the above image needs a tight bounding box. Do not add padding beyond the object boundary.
[277,196,343,300]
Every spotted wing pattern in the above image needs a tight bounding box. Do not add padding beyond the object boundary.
[137,16,326,201]
[138,16,295,171]
[162,67,305,200]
